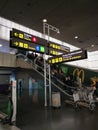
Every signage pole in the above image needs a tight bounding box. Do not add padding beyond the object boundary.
[43,22,47,107]
[47,25,52,106]
[43,20,60,106]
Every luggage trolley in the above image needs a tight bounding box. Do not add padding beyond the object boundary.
[74,87,95,111]
[65,87,96,111]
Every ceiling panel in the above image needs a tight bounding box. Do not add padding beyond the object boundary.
[0,0,98,52]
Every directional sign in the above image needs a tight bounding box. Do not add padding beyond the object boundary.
[10,28,70,55]
[48,48,60,55]
[48,49,87,64]
[10,28,47,45]
[48,42,70,54]
[10,37,46,54]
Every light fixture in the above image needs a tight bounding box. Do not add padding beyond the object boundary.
[43,19,47,23]
[0,44,2,47]
[91,44,94,47]
[74,36,78,39]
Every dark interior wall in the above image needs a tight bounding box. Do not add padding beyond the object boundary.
[0,74,10,84]
[16,69,29,89]
[16,68,44,89]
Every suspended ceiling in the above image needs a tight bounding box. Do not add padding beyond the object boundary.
[0,0,98,52]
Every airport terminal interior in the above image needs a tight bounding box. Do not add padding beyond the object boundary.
[0,0,98,130]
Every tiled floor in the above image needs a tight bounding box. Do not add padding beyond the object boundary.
[16,90,98,130]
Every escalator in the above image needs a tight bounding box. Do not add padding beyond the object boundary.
[16,53,74,101]
[16,53,76,129]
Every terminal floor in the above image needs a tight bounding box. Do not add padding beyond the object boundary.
[0,124,21,130]
[16,91,98,130]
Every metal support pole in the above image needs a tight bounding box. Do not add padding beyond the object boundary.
[43,20,59,107]
[48,64,51,106]
[43,22,47,107]
[44,58,47,106]
[47,25,52,106]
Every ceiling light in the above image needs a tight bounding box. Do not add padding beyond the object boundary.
[0,44,2,47]
[91,44,94,47]
[43,19,47,23]
[74,36,78,39]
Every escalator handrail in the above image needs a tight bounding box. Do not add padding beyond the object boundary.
[16,53,73,98]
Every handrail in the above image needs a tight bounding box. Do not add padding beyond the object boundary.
[16,53,73,98]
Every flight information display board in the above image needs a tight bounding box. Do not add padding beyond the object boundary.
[48,49,87,64]
[10,37,46,53]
